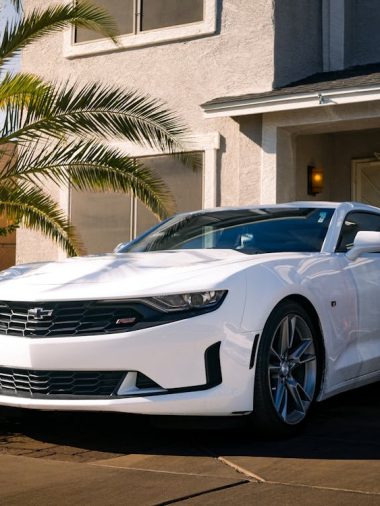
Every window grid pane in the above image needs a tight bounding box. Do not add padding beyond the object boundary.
[134,152,203,238]
[75,0,204,42]
[140,0,204,32]
[75,0,135,43]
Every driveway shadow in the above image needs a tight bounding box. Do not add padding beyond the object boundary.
[0,381,379,461]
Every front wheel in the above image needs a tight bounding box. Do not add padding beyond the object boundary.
[250,301,321,437]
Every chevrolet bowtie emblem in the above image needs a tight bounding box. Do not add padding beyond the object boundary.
[28,307,54,320]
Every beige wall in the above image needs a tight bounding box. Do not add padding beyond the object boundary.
[22,0,275,132]
[18,0,276,263]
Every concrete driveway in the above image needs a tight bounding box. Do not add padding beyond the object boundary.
[0,382,379,505]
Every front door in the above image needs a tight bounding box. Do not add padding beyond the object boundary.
[352,158,380,207]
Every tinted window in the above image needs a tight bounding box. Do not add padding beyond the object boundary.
[71,153,203,254]
[120,208,335,254]
[141,0,203,31]
[75,0,203,42]
[336,211,380,252]
[75,0,134,43]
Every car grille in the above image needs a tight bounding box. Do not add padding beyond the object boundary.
[0,368,125,398]
[0,300,143,338]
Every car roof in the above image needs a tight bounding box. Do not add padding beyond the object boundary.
[188,201,380,215]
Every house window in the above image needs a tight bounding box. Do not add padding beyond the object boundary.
[70,152,203,254]
[75,0,204,43]
[75,0,135,43]
[140,0,204,31]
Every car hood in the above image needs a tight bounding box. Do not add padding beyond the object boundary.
[0,249,256,301]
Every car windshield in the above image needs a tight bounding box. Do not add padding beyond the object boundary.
[118,207,335,254]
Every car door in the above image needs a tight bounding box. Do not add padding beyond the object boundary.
[336,211,380,378]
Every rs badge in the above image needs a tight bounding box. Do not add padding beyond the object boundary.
[116,317,136,325]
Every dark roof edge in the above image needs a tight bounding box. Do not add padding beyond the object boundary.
[202,63,380,109]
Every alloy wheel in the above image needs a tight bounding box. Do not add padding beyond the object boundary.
[268,314,317,425]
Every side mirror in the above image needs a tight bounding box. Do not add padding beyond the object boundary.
[346,231,380,261]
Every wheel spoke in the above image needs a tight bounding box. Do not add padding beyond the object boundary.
[270,346,281,363]
[281,388,288,421]
[289,339,313,364]
[296,381,312,403]
[287,378,306,414]
[280,316,296,355]
[274,378,286,411]
[298,354,316,365]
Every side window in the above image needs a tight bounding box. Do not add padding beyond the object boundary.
[336,212,380,252]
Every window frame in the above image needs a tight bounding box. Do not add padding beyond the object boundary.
[335,210,380,252]
[63,0,218,59]
[60,133,220,259]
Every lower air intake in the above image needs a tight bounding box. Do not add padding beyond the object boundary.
[136,372,161,390]
[0,368,125,398]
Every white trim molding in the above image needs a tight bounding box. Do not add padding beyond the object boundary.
[202,84,380,118]
[58,132,220,258]
[63,0,218,59]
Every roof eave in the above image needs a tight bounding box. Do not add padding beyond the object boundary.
[202,84,380,118]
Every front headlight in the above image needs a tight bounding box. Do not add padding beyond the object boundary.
[142,290,227,312]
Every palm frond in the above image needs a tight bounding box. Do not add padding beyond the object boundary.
[0,182,83,256]
[0,223,19,237]
[1,81,188,156]
[0,1,118,66]
[1,140,175,219]
[0,72,50,108]
[0,2,192,255]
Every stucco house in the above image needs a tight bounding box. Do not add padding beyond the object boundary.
[10,0,380,265]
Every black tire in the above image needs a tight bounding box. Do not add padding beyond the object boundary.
[249,301,322,437]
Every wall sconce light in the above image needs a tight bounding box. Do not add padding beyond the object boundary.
[307,166,324,196]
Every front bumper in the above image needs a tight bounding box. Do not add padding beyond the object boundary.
[0,308,258,416]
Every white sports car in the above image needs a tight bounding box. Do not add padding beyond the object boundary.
[0,201,380,435]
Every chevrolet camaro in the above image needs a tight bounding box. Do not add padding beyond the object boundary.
[0,201,380,435]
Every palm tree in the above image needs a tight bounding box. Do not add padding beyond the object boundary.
[0,0,188,256]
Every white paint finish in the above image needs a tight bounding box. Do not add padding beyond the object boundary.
[63,0,218,59]
[339,251,380,377]
[3,202,380,416]
[346,231,380,260]
[0,249,249,298]
[0,384,254,416]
